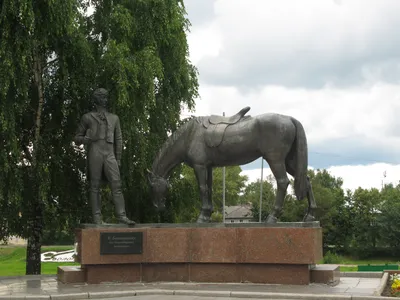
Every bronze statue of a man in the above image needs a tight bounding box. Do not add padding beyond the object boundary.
[74,88,135,225]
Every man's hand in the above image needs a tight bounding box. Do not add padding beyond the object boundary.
[84,129,92,145]
[117,160,121,167]
[83,136,92,145]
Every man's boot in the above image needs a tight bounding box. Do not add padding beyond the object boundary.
[90,180,104,225]
[111,180,135,225]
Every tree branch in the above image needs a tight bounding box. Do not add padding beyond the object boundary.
[23,145,33,162]
[44,57,59,69]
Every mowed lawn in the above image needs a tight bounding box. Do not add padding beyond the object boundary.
[1,246,399,276]
[0,246,79,276]
[335,255,400,272]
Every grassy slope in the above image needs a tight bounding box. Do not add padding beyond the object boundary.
[0,246,79,276]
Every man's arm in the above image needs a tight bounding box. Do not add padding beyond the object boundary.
[74,115,91,145]
[114,116,123,165]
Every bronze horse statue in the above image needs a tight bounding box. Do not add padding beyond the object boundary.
[147,107,317,223]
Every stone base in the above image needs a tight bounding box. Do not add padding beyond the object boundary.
[310,264,340,285]
[58,263,311,285]
[57,266,85,284]
[59,222,323,285]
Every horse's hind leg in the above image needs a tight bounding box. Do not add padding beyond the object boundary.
[265,160,290,224]
[286,160,317,222]
[193,164,212,223]
[207,166,214,217]
[303,177,317,222]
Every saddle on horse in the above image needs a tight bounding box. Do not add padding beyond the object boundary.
[203,106,251,148]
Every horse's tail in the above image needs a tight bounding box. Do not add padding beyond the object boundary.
[291,117,308,201]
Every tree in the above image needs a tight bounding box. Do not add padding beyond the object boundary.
[0,0,198,274]
[245,169,350,252]
[163,164,248,223]
[306,169,350,253]
[348,187,382,258]
[378,183,400,256]
[244,176,277,221]
[212,166,248,211]
[0,0,95,274]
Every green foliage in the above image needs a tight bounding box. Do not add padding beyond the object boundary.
[212,166,248,211]
[244,168,400,260]
[245,176,277,221]
[164,164,248,223]
[41,230,74,246]
[211,211,223,222]
[323,250,342,264]
[0,0,198,274]
[348,187,382,258]
[378,184,400,256]
[308,169,353,252]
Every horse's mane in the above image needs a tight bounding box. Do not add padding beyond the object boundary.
[151,117,200,174]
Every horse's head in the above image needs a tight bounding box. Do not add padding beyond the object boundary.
[147,169,170,211]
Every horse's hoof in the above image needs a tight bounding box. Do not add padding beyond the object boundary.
[303,214,316,222]
[265,214,278,224]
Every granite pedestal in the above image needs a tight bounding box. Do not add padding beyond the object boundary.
[58,222,330,285]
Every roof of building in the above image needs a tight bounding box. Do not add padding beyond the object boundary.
[225,204,253,219]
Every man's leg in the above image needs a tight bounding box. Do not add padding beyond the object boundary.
[88,146,104,224]
[89,180,103,224]
[104,152,135,225]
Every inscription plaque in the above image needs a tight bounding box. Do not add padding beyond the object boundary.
[100,232,143,255]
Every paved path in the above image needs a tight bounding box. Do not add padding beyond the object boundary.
[0,274,386,299]
[100,297,276,300]
[99,297,293,300]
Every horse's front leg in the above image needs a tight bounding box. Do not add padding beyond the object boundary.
[193,165,212,223]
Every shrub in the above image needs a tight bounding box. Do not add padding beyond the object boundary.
[323,251,342,264]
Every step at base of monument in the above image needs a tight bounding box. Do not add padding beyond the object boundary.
[310,264,340,286]
[58,266,85,284]
[59,263,313,285]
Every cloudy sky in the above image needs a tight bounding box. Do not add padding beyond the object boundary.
[182,0,400,191]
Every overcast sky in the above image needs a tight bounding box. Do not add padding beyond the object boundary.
[182,0,400,191]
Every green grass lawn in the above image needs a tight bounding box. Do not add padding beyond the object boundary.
[1,245,400,276]
[340,266,358,272]
[0,246,79,276]
[339,256,400,266]
[328,254,400,272]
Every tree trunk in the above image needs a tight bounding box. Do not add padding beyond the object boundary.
[25,50,45,275]
[32,51,44,154]
[25,179,43,275]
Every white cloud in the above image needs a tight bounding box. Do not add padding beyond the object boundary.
[187,23,222,66]
[241,163,400,192]
[193,0,400,88]
[182,0,400,191]
[329,163,400,191]
[192,82,400,148]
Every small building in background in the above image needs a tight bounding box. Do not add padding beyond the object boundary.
[1,236,27,246]
[224,204,254,223]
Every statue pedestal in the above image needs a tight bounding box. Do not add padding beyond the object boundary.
[58,222,333,285]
